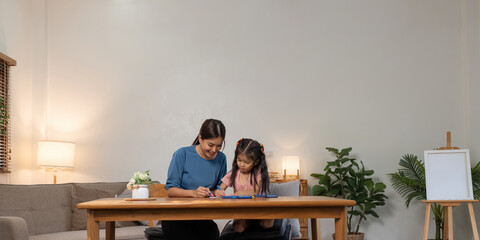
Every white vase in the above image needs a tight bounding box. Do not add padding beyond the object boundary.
[132,184,149,199]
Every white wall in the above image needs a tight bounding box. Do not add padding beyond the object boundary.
[0,0,35,184]
[464,0,480,239]
[1,0,479,239]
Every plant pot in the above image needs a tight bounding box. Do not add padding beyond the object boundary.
[132,184,149,199]
[332,232,364,240]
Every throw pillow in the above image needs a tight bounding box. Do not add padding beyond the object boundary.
[71,184,121,230]
[268,180,301,238]
[268,180,299,196]
[117,188,132,198]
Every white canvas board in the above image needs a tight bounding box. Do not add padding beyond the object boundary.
[424,149,473,200]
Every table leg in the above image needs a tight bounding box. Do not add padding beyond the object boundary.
[87,210,99,240]
[334,207,346,240]
[106,221,115,240]
[423,203,430,240]
[311,218,318,240]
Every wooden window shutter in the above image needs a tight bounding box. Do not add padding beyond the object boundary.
[0,52,15,173]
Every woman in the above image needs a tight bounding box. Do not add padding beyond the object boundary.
[162,118,227,240]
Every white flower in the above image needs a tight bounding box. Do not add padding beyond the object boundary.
[139,173,147,180]
[129,178,136,185]
[127,183,133,190]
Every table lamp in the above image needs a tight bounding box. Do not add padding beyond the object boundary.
[282,156,300,181]
[37,140,75,184]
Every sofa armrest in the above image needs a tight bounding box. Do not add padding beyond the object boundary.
[0,216,29,240]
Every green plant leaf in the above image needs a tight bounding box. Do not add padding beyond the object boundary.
[310,173,323,179]
[351,160,359,169]
[356,193,368,203]
[363,169,374,176]
[339,147,352,157]
[374,182,387,191]
[348,210,361,216]
[312,185,328,196]
[365,179,374,191]
[365,202,376,210]
[326,147,339,155]
[365,210,379,218]
[346,177,357,189]
[348,167,356,177]
[334,167,344,174]
[328,188,340,197]
[321,174,331,186]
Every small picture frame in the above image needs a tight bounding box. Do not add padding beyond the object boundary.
[424,149,473,200]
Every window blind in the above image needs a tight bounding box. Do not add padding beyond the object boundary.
[0,52,15,173]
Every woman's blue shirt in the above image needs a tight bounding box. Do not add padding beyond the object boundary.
[165,145,227,191]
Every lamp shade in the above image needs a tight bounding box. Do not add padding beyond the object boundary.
[37,141,75,168]
[283,156,300,175]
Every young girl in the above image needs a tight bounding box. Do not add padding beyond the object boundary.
[217,138,272,233]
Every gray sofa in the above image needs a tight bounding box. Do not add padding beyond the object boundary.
[0,182,149,240]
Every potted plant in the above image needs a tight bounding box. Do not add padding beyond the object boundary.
[389,154,480,240]
[127,170,152,199]
[311,147,388,240]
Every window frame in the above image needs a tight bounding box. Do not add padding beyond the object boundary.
[0,52,15,173]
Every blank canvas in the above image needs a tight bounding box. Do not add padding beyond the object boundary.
[424,149,473,200]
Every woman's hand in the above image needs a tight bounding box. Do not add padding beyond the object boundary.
[195,186,211,198]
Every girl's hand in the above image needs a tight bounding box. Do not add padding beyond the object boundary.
[195,186,211,198]
[214,189,226,197]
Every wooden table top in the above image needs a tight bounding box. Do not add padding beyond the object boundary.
[78,196,356,209]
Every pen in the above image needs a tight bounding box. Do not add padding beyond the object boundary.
[217,185,222,191]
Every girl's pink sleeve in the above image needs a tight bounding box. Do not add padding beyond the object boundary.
[221,170,233,187]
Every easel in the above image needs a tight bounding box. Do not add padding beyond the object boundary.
[422,131,479,240]
[422,200,478,240]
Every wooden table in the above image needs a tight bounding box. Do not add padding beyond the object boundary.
[77,196,356,240]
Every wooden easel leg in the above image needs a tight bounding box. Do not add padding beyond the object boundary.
[443,207,448,240]
[468,202,479,240]
[424,203,431,240]
[448,206,453,240]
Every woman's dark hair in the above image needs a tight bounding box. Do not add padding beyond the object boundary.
[192,119,226,149]
[230,138,269,194]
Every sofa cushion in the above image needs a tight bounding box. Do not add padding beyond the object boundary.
[71,184,119,230]
[74,182,128,195]
[30,225,148,240]
[0,183,72,235]
[269,180,301,238]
